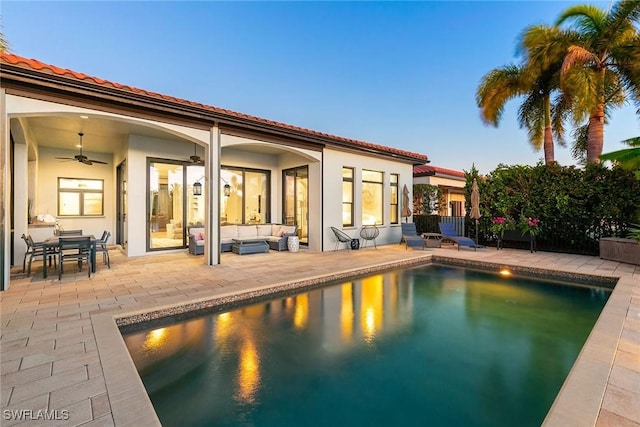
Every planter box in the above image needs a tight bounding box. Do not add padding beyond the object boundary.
[599,237,640,265]
[497,230,536,252]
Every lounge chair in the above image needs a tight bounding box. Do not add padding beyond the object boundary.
[400,223,425,250]
[438,222,477,251]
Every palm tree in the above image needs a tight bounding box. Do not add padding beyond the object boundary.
[556,0,640,164]
[476,25,570,164]
[600,136,640,179]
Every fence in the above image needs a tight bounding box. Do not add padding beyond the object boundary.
[414,215,466,236]
[414,215,612,256]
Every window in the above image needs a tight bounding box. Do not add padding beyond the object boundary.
[362,170,383,225]
[58,178,104,216]
[390,174,399,224]
[342,167,354,227]
[221,167,270,224]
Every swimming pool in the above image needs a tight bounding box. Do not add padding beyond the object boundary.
[122,264,610,427]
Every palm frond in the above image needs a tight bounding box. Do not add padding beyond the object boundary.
[561,66,600,124]
[571,124,589,164]
[551,92,572,147]
[518,94,545,150]
[476,65,528,126]
[556,5,608,37]
[561,45,600,75]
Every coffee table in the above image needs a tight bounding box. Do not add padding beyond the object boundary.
[232,238,270,255]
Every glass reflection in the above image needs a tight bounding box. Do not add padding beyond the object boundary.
[340,284,354,343]
[236,340,260,404]
[360,275,384,344]
[294,294,309,330]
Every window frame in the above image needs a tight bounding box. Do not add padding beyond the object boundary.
[390,174,399,225]
[57,177,104,217]
[342,167,355,227]
[221,166,271,225]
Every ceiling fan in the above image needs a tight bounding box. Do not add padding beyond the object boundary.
[188,143,204,165]
[55,132,108,165]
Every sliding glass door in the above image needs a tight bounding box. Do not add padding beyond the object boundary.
[283,166,308,245]
[148,160,184,250]
[148,160,205,251]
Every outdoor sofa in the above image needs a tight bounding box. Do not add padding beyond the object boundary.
[188,224,297,255]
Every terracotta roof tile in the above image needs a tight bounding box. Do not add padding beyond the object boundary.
[413,164,465,178]
[1,52,429,162]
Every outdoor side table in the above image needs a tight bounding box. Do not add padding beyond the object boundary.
[422,233,442,248]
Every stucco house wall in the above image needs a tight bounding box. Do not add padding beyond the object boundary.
[323,148,414,250]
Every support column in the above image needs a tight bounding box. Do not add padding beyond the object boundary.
[206,124,220,266]
[1,88,7,289]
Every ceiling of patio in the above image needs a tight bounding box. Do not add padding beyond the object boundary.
[17,115,188,154]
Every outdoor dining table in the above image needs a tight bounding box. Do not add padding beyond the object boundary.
[42,235,97,279]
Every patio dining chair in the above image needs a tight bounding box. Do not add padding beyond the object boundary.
[96,230,111,268]
[330,226,355,251]
[57,236,92,280]
[21,233,56,276]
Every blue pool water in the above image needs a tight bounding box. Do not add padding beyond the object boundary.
[122,264,610,427]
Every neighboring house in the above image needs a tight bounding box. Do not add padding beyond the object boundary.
[0,53,429,289]
[413,164,466,216]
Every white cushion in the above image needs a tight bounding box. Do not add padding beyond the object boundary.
[237,226,257,238]
[281,225,296,234]
[189,227,204,236]
[257,224,272,236]
[220,225,238,239]
[272,224,282,236]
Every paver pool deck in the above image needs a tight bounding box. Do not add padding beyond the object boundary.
[1,244,638,426]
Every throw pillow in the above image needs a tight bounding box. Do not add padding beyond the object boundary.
[198,232,205,241]
[277,229,285,237]
[194,232,204,241]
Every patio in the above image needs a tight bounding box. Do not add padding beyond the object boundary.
[1,244,638,426]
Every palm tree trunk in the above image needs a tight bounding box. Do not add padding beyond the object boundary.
[543,126,554,163]
[543,94,554,164]
[587,68,606,164]
[586,104,605,164]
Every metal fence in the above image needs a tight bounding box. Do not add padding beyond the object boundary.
[414,215,609,256]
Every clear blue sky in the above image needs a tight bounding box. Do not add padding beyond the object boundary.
[2,1,638,174]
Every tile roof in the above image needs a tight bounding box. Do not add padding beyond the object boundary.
[413,164,465,178]
[1,53,429,163]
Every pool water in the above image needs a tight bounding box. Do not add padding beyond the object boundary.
[122,264,610,427]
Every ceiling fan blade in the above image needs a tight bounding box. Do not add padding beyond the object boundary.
[88,159,108,165]
[55,156,76,160]
[81,159,93,165]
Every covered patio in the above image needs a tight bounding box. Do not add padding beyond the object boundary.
[1,244,638,426]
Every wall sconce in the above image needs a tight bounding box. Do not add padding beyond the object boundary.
[193,176,204,196]
[193,181,202,196]
[222,177,231,197]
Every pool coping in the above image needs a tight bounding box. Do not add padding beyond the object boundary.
[93,255,626,427]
